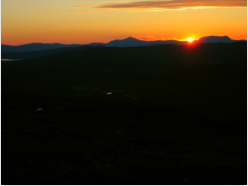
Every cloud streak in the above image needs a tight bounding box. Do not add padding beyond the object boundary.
[95,0,247,10]
[71,5,93,8]
[63,12,93,14]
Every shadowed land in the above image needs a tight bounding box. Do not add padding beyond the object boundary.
[1,42,247,184]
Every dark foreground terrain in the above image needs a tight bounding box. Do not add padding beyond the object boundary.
[1,42,247,184]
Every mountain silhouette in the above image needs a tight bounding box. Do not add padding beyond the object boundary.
[105,36,245,47]
[107,37,148,47]
[193,36,233,44]
[1,43,82,53]
[1,36,246,53]
[106,37,187,47]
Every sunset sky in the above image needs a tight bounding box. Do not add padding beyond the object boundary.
[2,0,247,45]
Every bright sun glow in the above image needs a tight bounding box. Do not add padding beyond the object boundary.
[186,38,194,42]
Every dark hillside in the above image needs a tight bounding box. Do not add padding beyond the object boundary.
[4,42,246,70]
[1,43,82,52]
[2,42,247,184]
[1,45,106,60]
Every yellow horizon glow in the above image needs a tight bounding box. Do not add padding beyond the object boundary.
[186,38,195,42]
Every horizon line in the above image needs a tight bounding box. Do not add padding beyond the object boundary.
[2,35,247,46]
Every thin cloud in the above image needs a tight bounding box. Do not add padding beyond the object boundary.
[95,0,247,10]
[71,5,94,8]
[133,35,167,41]
[63,12,93,14]
[71,1,131,8]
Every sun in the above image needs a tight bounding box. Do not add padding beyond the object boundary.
[186,38,194,43]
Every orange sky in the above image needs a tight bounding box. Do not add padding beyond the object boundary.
[2,0,247,46]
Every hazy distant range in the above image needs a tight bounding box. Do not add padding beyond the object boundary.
[1,36,246,59]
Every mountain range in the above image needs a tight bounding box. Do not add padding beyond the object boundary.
[1,43,81,53]
[2,36,246,53]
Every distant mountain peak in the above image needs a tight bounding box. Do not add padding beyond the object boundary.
[223,36,231,39]
[123,37,140,41]
[107,36,144,47]
[195,36,233,43]
[201,35,231,39]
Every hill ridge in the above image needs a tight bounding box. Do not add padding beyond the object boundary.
[2,35,246,53]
